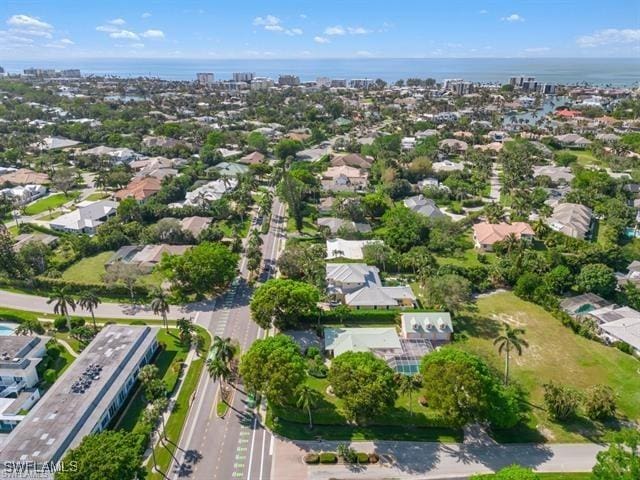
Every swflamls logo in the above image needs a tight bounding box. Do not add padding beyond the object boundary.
[3,461,78,478]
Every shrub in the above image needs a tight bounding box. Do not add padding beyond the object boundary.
[303,453,319,464]
[583,385,616,420]
[356,452,369,464]
[130,320,147,326]
[43,368,57,384]
[53,317,68,331]
[613,341,633,355]
[543,382,581,420]
[46,343,61,360]
[419,395,428,406]
[306,346,320,358]
[69,317,85,329]
[319,452,337,464]
[368,453,379,464]
[337,443,357,463]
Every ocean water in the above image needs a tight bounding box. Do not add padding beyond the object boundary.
[2,58,639,86]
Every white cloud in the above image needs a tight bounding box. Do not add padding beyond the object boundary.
[141,12,152,19]
[141,29,165,39]
[314,36,330,44]
[325,25,371,36]
[324,25,345,36]
[109,30,139,40]
[299,14,307,19]
[60,38,74,45]
[131,43,145,49]
[502,14,524,22]
[254,15,302,35]
[347,26,370,35]
[355,50,373,57]
[253,15,280,27]
[479,9,488,14]
[7,14,53,31]
[523,46,550,53]
[96,25,118,33]
[108,18,126,25]
[577,28,640,47]
[265,24,284,32]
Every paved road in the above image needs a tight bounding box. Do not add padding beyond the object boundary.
[168,198,287,480]
[272,438,605,480]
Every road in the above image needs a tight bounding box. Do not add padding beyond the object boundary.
[272,438,604,480]
[168,197,287,480]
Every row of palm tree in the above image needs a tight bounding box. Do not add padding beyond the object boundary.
[206,336,236,404]
[47,287,101,332]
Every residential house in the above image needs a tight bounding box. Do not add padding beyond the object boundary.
[0,169,49,185]
[107,244,191,273]
[330,153,373,170]
[174,178,238,208]
[473,222,535,251]
[0,335,50,395]
[400,312,453,343]
[13,233,58,252]
[326,263,416,309]
[403,194,444,219]
[438,138,468,153]
[31,136,80,151]
[326,238,382,260]
[238,151,265,165]
[554,133,592,149]
[114,176,162,202]
[401,137,417,150]
[210,162,249,177]
[179,216,213,238]
[317,217,371,235]
[533,165,574,184]
[548,203,593,239]
[0,185,47,205]
[49,200,118,234]
[432,160,464,172]
[81,146,138,164]
[321,166,368,192]
[559,293,610,317]
[324,328,402,358]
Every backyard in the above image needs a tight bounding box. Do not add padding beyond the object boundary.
[455,291,640,443]
[24,192,80,216]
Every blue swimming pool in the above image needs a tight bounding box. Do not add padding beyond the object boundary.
[0,324,16,336]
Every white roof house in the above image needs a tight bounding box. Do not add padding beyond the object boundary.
[401,312,453,342]
[324,327,402,357]
[600,317,640,353]
[49,200,118,234]
[404,194,444,218]
[548,203,593,239]
[326,238,383,260]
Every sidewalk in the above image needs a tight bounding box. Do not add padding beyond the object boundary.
[272,437,604,480]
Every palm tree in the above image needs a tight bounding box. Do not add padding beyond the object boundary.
[398,374,423,420]
[296,385,320,429]
[211,336,235,364]
[78,290,101,332]
[150,288,170,331]
[207,357,232,397]
[502,233,521,255]
[47,287,76,331]
[493,323,529,385]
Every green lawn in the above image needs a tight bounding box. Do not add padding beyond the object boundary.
[61,251,163,289]
[286,215,318,236]
[268,376,462,442]
[555,149,601,167]
[115,329,191,432]
[475,473,591,479]
[24,192,79,215]
[84,192,109,201]
[455,291,640,443]
[61,251,114,283]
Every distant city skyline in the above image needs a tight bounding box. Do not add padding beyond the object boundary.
[0,0,638,60]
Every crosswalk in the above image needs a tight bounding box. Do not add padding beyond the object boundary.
[211,278,240,337]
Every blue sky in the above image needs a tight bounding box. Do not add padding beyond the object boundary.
[0,0,638,59]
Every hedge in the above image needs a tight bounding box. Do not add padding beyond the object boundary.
[356,452,369,464]
[319,452,337,464]
[302,309,399,325]
[0,276,151,300]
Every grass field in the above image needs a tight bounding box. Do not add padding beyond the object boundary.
[61,251,163,289]
[24,192,79,216]
[116,329,191,432]
[555,149,601,167]
[455,291,640,443]
[84,192,109,201]
[61,251,114,283]
[268,375,462,442]
[476,473,591,479]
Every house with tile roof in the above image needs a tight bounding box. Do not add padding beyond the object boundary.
[472,222,534,251]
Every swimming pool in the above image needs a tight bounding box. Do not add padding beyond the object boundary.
[0,324,16,336]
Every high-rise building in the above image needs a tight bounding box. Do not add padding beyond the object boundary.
[443,79,474,95]
[330,79,347,88]
[251,77,274,90]
[196,72,214,86]
[278,74,300,86]
[349,78,374,89]
[233,72,254,83]
[316,77,331,88]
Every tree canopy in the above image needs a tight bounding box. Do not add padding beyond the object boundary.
[250,278,320,329]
